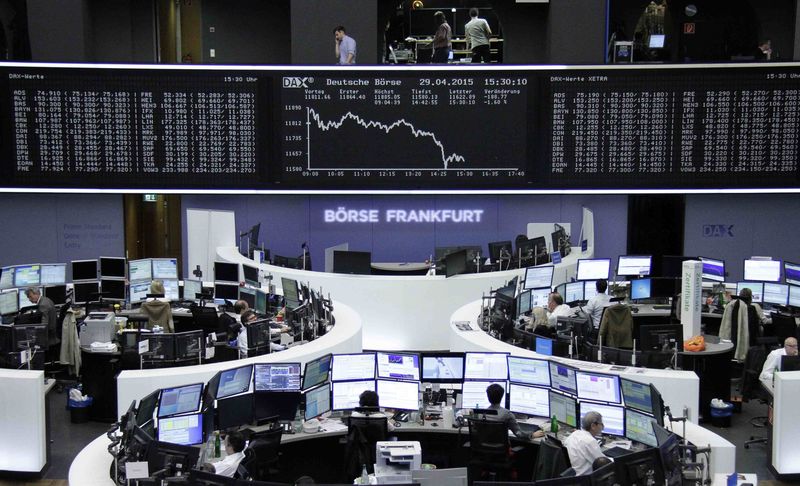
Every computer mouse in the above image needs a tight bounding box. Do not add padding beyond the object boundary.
[631,307,639,313]
[393,421,401,428]
[431,422,438,427]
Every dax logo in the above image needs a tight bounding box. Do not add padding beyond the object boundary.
[703,224,734,237]
[282,77,314,88]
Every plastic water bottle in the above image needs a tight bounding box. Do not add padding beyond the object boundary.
[360,464,369,484]
[214,431,221,458]
[551,415,559,434]
[293,409,304,433]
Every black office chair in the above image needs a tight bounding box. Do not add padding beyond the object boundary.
[343,415,388,479]
[465,416,515,482]
[241,427,283,481]
[741,343,773,449]
[770,312,798,345]
[532,435,570,480]
[191,304,221,335]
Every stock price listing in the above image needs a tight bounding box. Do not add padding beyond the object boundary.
[278,73,529,188]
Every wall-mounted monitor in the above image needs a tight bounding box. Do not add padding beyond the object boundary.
[575,371,621,404]
[214,261,239,283]
[152,258,179,280]
[508,383,549,417]
[376,352,420,381]
[464,352,509,380]
[254,363,302,392]
[507,356,550,387]
[576,259,611,281]
[332,379,375,411]
[128,259,152,282]
[736,281,764,303]
[302,354,332,390]
[548,390,578,427]
[579,401,625,436]
[157,383,204,418]
[304,383,331,420]
[40,264,66,285]
[763,283,789,306]
[524,265,554,290]
[461,380,506,410]
[157,412,203,446]
[785,261,800,286]
[617,255,652,277]
[13,264,40,287]
[331,353,376,381]
[548,362,578,395]
[699,257,725,282]
[71,259,98,281]
[420,352,464,383]
[216,365,254,399]
[744,259,781,283]
[99,257,126,279]
[377,379,419,411]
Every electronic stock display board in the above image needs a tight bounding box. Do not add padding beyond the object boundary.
[1,63,798,191]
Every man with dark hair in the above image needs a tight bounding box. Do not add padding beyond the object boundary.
[351,389,394,431]
[583,279,611,328]
[431,11,451,63]
[464,7,492,63]
[334,25,356,65]
[564,411,606,475]
[547,292,572,327]
[209,431,246,477]
[484,383,544,440]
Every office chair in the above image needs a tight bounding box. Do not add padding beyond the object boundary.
[240,428,282,481]
[465,416,516,482]
[343,415,388,479]
[532,435,570,480]
[192,304,222,335]
[741,340,777,448]
[598,304,634,349]
[141,299,174,332]
[770,312,798,345]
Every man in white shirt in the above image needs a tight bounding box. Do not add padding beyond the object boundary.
[564,411,606,476]
[210,431,246,477]
[583,279,611,328]
[238,310,287,357]
[464,8,492,63]
[547,292,572,327]
[760,337,798,385]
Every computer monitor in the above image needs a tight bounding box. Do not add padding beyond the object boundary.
[157,412,204,446]
[564,281,584,304]
[175,330,202,361]
[128,258,152,282]
[785,261,800,286]
[182,279,202,301]
[73,281,100,304]
[530,287,550,308]
[332,353,376,381]
[281,277,300,308]
[464,352,509,380]
[144,333,174,360]
[245,319,270,349]
[552,226,570,254]
[524,266,554,290]
[44,284,67,305]
[763,283,789,306]
[624,408,658,447]
[242,264,259,287]
[548,390,578,427]
[630,278,651,301]
[536,336,554,356]
[0,267,15,290]
[617,255,652,277]
[639,324,684,352]
[445,249,468,278]
[614,447,665,486]
[239,287,256,309]
[698,257,725,282]
[461,380,506,410]
[377,379,420,411]
[302,354,332,390]
[744,258,781,282]
[99,257,126,279]
[254,391,302,422]
[217,393,254,430]
[620,378,654,415]
[420,352,464,383]
[216,364,254,399]
[736,281,764,303]
[71,259,98,281]
[145,440,200,477]
[254,363,302,392]
[137,390,160,426]
[507,356,550,387]
[577,259,611,281]
[584,281,599,300]
[488,240,512,262]
[653,423,682,486]
[18,288,36,309]
[650,277,677,299]
[548,362,577,395]
[187,469,237,486]
[591,462,618,486]
[13,264,40,287]
[648,33,666,48]
[508,383,549,417]
[790,285,800,308]
[332,379,376,410]
[151,258,178,280]
[39,264,66,285]
[214,283,239,301]
[157,383,204,418]
[493,285,515,314]
[575,371,621,404]
[254,289,268,315]
[376,352,420,381]
[781,355,800,372]
[579,402,624,436]
[214,261,239,283]
[13,323,47,349]
[129,281,150,304]
[516,290,532,316]
[333,250,373,275]
[0,290,18,315]
[100,278,126,301]
[304,383,332,420]
[162,279,180,301]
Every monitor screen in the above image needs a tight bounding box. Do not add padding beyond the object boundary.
[239,287,256,309]
[577,259,611,281]
[0,267,14,289]
[617,255,652,277]
[421,353,464,382]
[790,285,800,308]
[648,34,666,48]
[157,412,203,446]
[99,257,126,279]
[763,283,789,306]
[162,279,180,301]
[129,281,150,304]
[625,408,658,447]
[464,352,509,380]
[137,390,160,426]
[281,277,300,307]
[101,279,126,301]
[575,371,621,404]
[699,257,725,282]
[461,380,506,410]
[182,279,202,301]
[73,281,100,304]
[242,264,259,286]
[531,287,550,307]
[254,363,302,392]
[216,365,253,399]
[785,261,800,286]
[744,259,781,282]
[152,259,179,280]
[129,259,152,282]
[445,250,468,278]
[214,261,239,283]
[376,352,420,381]
[174,331,202,361]
[71,259,98,281]
[620,378,654,415]
[548,390,578,427]
[736,281,764,303]
[254,391,301,422]
[516,290,532,316]
[13,264,40,287]
[579,402,624,436]
[214,283,239,301]
[639,324,684,352]
[332,353,376,381]
[255,289,268,314]
[332,379,375,411]
[565,281,584,303]
[333,250,373,275]
[524,265,554,290]
[40,264,66,285]
[44,284,67,305]
[377,379,420,411]
[507,356,550,386]
[157,383,204,418]
[18,288,36,309]
[487,240,512,262]
[217,394,254,430]
[304,383,332,420]
[302,354,332,390]
[509,383,549,417]
[630,279,651,301]
[584,281,599,300]
[536,337,554,356]
[548,362,578,395]
[781,355,800,372]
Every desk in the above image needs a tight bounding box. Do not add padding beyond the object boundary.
[369,262,430,275]
[0,370,52,477]
[770,370,800,479]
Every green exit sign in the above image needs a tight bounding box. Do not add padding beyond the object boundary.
[142,194,158,202]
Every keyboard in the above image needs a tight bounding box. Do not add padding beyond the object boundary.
[517,422,541,436]
[653,305,672,310]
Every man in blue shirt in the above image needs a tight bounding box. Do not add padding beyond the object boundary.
[334,26,356,65]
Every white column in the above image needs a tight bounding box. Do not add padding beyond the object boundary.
[680,260,703,340]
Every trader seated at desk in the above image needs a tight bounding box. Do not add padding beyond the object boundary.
[582,280,611,329]
[760,336,798,386]
[523,307,549,332]
[237,310,288,357]
[201,431,246,477]
[547,292,572,327]
[564,411,607,476]
[485,383,544,440]
[351,390,395,432]
[232,300,249,318]
[141,280,174,332]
